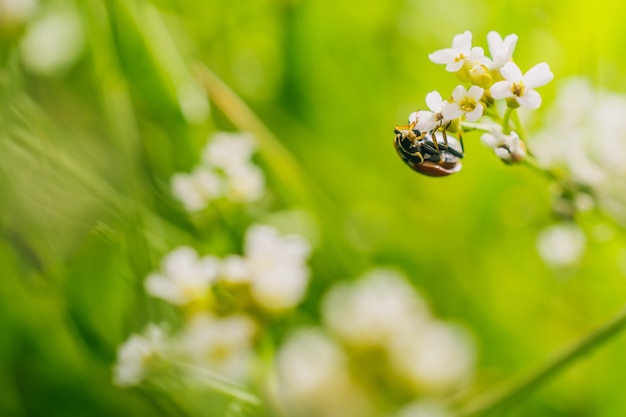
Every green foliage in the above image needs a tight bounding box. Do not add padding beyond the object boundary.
[2,0,626,416]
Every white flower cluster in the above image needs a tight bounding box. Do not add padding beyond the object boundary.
[113,223,311,388]
[277,269,474,416]
[172,132,265,211]
[408,31,553,165]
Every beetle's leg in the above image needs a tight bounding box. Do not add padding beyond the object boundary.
[442,129,449,147]
[421,141,438,156]
[430,129,440,151]
[458,130,465,153]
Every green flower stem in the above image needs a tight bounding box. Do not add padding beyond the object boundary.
[510,109,527,142]
[457,304,626,416]
[502,107,514,134]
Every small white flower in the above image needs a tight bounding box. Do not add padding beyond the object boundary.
[0,0,37,25]
[481,130,526,163]
[176,313,256,382]
[444,85,484,122]
[225,163,265,203]
[171,167,222,211]
[490,62,554,109]
[19,10,84,76]
[113,323,169,387]
[429,31,486,73]
[277,329,369,416]
[203,132,257,173]
[145,246,219,305]
[322,268,430,348]
[395,400,453,417]
[409,90,457,132]
[219,255,251,283]
[391,321,474,392]
[486,31,518,70]
[244,224,312,311]
[537,223,586,268]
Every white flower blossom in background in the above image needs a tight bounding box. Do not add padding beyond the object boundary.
[395,400,454,417]
[19,9,84,76]
[490,62,553,109]
[277,329,370,417]
[145,246,219,305]
[0,0,37,27]
[532,78,626,225]
[113,323,169,387]
[225,164,265,203]
[176,313,256,383]
[203,132,257,172]
[322,268,430,348]
[172,132,265,211]
[390,321,475,392]
[243,224,312,311]
[429,31,486,73]
[171,167,222,211]
[444,85,484,121]
[486,31,518,70]
[481,130,526,163]
[536,223,586,268]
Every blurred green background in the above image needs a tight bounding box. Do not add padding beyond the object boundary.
[2,0,626,416]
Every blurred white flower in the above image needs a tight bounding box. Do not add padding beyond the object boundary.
[536,223,586,268]
[225,164,265,203]
[145,246,219,305]
[322,268,429,348]
[395,399,454,417]
[203,132,257,173]
[481,130,526,163]
[391,321,475,393]
[244,224,312,311]
[486,31,518,70]
[19,10,84,76]
[113,323,169,387]
[429,31,486,73]
[277,329,369,417]
[490,62,553,109]
[176,313,256,383]
[444,85,484,122]
[532,78,626,225]
[0,0,37,26]
[171,167,222,211]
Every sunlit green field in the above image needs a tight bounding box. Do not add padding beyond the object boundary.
[3,0,626,416]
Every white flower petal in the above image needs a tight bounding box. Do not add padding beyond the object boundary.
[489,81,513,99]
[499,62,523,82]
[428,49,456,65]
[466,104,484,122]
[445,60,465,72]
[517,89,542,109]
[481,133,499,148]
[451,85,467,102]
[425,91,443,112]
[442,103,463,121]
[468,85,484,100]
[523,62,554,89]
[451,31,472,52]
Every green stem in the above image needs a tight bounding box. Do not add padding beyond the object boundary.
[502,107,514,134]
[510,110,527,142]
[457,304,626,416]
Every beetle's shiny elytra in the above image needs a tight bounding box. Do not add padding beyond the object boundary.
[393,127,463,177]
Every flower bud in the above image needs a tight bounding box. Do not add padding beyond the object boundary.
[469,63,493,88]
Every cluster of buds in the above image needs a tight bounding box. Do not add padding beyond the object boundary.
[398,31,554,172]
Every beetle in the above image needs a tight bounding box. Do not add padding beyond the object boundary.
[393,125,464,177]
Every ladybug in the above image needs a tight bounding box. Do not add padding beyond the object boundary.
[393,125,463,177]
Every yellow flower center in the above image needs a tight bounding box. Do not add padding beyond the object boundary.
[459,97,477,112]
[454,53,466,62]
[512,81,525,97]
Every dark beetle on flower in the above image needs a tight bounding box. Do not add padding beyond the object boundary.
[393,123,464,177]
